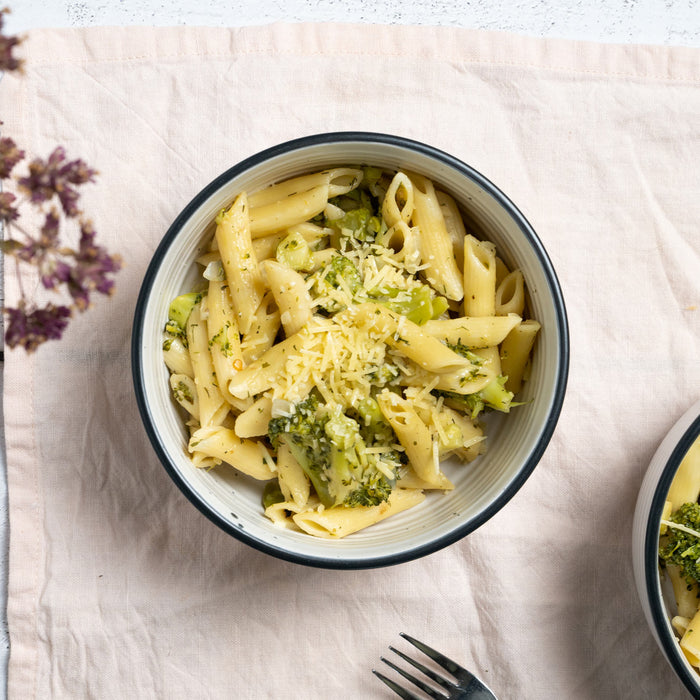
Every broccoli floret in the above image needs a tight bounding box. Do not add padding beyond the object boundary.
[327,207,382,243]
[361,166,384,189]
[261,480,285,509]
[328,186,374,214]
[434,375,515,420]
[308,254,363,313]
[267,395,396,508]
[323,255,362,292]
[164,292,202,343]
[355,397,395,445]
[268,394,334,506]
[368,284,449,325]
[276,230,313,271]
[343,469,394,507]
[325,404,398,507]
[660,502,700,587]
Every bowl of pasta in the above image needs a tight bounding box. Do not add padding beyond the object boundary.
[132,131,569,568]
[633,399,700,696]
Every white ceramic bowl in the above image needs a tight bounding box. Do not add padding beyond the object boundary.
[633,399,700,696]
[132,132,569,569]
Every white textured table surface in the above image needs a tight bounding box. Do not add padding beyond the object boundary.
[3,0,700,46]
[2,2,700,699]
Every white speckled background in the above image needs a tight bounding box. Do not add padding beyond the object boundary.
[1,1,700,698]
[4,0,700,45]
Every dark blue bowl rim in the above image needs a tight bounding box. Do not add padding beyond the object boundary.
[131,130,570,570]
[644,410,700,697]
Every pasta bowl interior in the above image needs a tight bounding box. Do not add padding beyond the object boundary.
[132,132,569,569]
[633,399,700,696]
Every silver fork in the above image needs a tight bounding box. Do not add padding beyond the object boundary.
[373,633,497,700]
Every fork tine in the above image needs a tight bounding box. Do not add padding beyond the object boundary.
[388,646,453,691]
[373,669,424,700]
[379,656,448,699]
[400,633,474,685]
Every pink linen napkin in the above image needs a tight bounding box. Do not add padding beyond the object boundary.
[3,22,700,699]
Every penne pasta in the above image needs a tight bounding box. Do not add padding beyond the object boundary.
[240,291,281,365]
[500,319,541,394]
[206,278,244,407]
[275,442,310,508]
[436,190,466,273]
[292,489,425,539]
[495,269,526,317]
[188,425,275,480]
[422,313,521,348]
[376,390,453,490]
[262,259,313,337]
[163,336,193,377]
[248,168,363,238]
[409,172,464,301]
[382,171,414,228]
[215,192,265,336]
[463,235,497,317]
[349,303,486,383]
[234,395,273,438]
[186,303,228,428]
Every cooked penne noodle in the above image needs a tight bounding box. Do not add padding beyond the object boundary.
[206,279,244,406]
[248,168,363,238]
[500,319,541,394]
[264,498,308,529]
[349,303,482,378]
[495,269,525,317]
[169,373,199,420]
[234,395,273,438]
[186,303,228,427]
[240,291,281,365]
[376,220,421,272]
[262,259,313,337]
[188,425,275,480]
[422,314,521,348]
[409,172,464,301]
[292,489,425,539]
[681,607,700,666]
[163,336,193,377]
[471,346,502,378]
[437,190,466,272]
[249,185,329,238]
[275,442,310,508]
[382,171,414,228]
[248,168,363,208]
[495,256,510,287]
[229,332,308,400]
[463,235,497,317]
[377,390,453,490]
[215,192,265,336]
[252,232,286,261]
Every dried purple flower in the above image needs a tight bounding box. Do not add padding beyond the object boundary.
[0,190,18,222]
[76,218,122,294]
[4,302,72,352]
[0,137,24,178]
[1,12,120,353]
[0,8,22,73]
[17,146,98,218]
